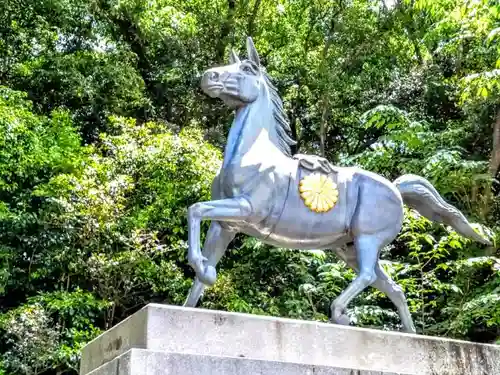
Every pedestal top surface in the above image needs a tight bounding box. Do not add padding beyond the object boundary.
[80,303,500,375]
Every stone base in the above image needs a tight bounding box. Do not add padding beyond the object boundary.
[80,304,500,375]
[88,349,406,375]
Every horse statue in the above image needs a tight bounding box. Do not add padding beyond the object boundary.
[183,37,491,333]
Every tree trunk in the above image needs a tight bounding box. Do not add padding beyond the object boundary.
[320,105,328,157]
[318,19,335,157]
[289,76,300,154]
[397,0,424,65]
[215,0,236,62]
[479,108,500,220]
[489,109,500,177]
[247,0,262,37]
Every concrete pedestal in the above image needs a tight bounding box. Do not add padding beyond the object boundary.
[80,304,500,375]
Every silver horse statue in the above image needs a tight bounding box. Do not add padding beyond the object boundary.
[184,37,490,333]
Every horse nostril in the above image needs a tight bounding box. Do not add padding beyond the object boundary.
[209,71,219,81]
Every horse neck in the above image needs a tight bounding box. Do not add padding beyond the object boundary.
[222,93,284,168]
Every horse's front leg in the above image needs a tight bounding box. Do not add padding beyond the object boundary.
[187,196,252,285]
[184,221,236,307]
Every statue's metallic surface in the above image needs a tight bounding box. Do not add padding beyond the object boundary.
[184,37,491,333]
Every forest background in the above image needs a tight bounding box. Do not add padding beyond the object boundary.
[0,0,499,373]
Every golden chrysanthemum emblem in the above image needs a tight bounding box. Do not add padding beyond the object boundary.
[299,173,339,213]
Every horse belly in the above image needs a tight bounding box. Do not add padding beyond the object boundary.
[265,197,348,249]
[262,167,356,250]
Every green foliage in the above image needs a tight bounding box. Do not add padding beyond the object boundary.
[0,86,81,198]
[0,304,59,375]
[0,91,220,372]
[0,0,499,373]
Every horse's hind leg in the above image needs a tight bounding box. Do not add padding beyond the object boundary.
[373,263,416,333]
[336,244,416,333]
[184,221,235,307]
[330,234,381,325]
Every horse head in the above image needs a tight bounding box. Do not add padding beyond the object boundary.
[201,37,264,108]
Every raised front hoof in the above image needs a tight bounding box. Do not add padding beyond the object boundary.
[198,265,217,286]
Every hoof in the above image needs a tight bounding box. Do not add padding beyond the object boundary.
[330,306,350,326]
[198,265,217,286]
[335,313,350,326]
[403,326,417,334]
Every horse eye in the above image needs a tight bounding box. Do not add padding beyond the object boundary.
[242,66,254,74]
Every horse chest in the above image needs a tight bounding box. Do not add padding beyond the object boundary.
[220,143,284,198]
[219,165,250,196]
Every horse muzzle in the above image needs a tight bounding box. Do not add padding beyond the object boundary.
[201,70,225,98]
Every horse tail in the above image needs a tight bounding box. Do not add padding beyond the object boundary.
[393,174,491,245]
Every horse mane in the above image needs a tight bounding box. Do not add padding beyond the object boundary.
[260,68,297,156]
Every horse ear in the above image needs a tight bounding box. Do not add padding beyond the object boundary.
[229,49,240,64]
[246,36,260,66]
